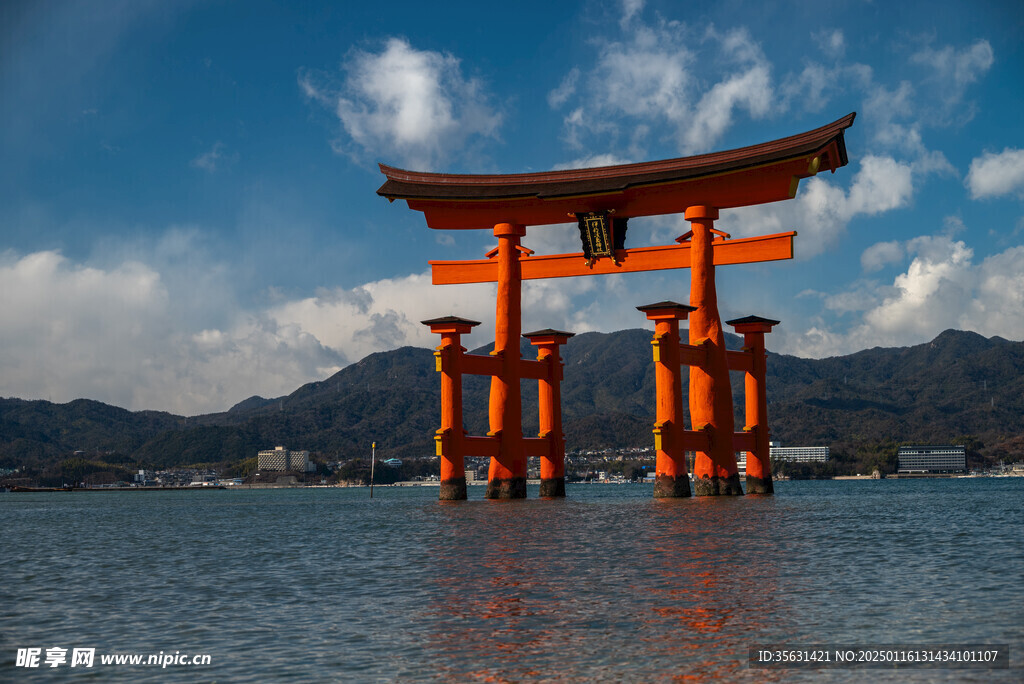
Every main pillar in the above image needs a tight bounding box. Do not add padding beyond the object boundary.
[486,222,527,499]
[728,316,779,495]
[638,302,696,497]
[423,316,481,500]
[524,329,574,497]
[685,206,743,496]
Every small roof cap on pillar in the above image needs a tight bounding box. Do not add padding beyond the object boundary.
[421,315,481,334]
[523,328,575,345]
[637,301,697,320]
[726,315,780,333]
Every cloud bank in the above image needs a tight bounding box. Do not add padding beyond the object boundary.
[786,233,1024,357]
[966,148,1024,199]
[300,37,501,169]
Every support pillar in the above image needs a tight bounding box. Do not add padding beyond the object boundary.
[524,329,574,497]
[685,206,743,496]
[638,302,696,497]
[486,222,527,499]
[422,316,481,500]
[728,316,779,494]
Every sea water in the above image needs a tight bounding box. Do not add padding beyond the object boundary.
[2,478,1021,681]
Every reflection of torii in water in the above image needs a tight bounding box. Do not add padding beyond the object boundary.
[378,113,856,500]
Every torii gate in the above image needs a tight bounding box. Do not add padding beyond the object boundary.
[378,113,855,500]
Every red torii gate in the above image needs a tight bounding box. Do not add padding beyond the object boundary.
[378,113,855,500]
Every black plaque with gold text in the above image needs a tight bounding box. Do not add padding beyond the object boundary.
[577,212,627,265]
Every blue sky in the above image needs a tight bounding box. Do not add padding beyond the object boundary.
[2,0,1022,415]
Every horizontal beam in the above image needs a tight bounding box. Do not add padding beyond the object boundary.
[680,430,711,452]
[464,436,499,458]
[679,343,708,368]
[678,430,756,452]
[461,354,501,377]
[734,431,756,453]
[523,437,551,458]
[461,435,550,459]
[520,358,548,380]
[726,349,753,373]
[460,353,547,379]
[431,232,795,285]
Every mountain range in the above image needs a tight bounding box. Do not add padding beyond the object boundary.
[2,328,1022,472]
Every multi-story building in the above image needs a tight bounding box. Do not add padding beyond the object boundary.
[736,443,829,475]
[257,446,311,472]
[897,445,966,474]
[770,443,830,463]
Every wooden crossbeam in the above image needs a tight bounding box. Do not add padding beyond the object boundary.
[726,349,753,373]
[461,353,547,379]
[679,342,708,367]
[681,430,711,452]
[677,430,757,453]
[523,437,551,458]
[461,435,550,458]
[734,431,756,452]
[430,232,795,285]
[464,436,499,458]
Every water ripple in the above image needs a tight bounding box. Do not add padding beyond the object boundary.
[1,479,1021,681]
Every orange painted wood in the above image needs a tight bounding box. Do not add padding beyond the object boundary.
[487,223,527,487]
[726,349,753,373]
[652,320,687,481]
[378,114,855,229]
[679,343,708,368]
[532,343,566,481]
[523,437,550,458]
[686,208,740,485]
[743,331,772,482]
[437,334,464,484]
[733,431,756,452]
[459,354,543,379]
[519,358,548,380]
[430,232,796,285]
[680,430,711,452]
[462,353,501,377]
[464,436,500,458]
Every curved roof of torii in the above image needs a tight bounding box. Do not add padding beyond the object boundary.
[377,112,855,230]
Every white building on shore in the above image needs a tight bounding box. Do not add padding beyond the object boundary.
[737,442,830,475]
[257,446,313,472]
[897,445,966,474]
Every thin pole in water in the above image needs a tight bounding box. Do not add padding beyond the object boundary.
[369,441,376,498]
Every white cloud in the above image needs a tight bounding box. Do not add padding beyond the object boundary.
[812,29,845,59]
[0,249,341,415]
[911,39,994,107]
[267,272,487,362]
[552,153,632,171]
[547,67,579,108]
[620,0,645,28]
[780,60,871,115]
[556,20,775,156]
[860,240,905,272]
[785,235,1024,357]
[719,155,915,258]
[0,227,638,415]
[300,37,501,169]
[681,56,771,153]
[781,63,830,113]
[973,246,1024,334]
[591,22,693,125]
[965,148,1024,199]
[522,222,586,256]
[861,236,975,337]
[190,142,226,172]
[267,262,602,362]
